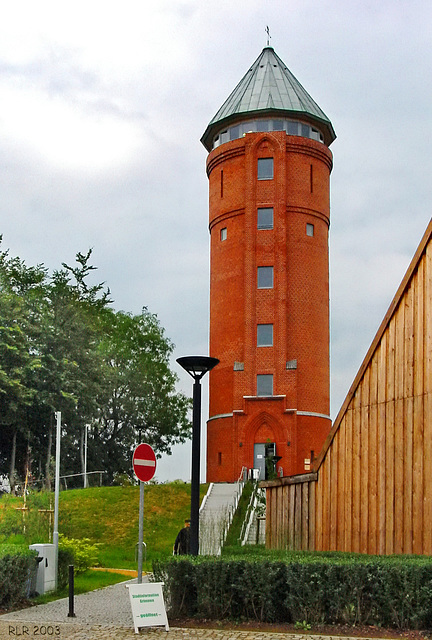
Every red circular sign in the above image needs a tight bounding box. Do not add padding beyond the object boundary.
[132,443,157,482]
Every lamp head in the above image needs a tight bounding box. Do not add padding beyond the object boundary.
[177,356,219,381]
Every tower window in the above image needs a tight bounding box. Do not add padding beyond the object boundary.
[257,324,273,346]
[306,223,314,237]
[257,374,273,396]
[257,207,273,229]
[230,125,240,140]
[287,121,298,135]
[257,158,273,180]
[257,266,273,289]
[221,227,227,241]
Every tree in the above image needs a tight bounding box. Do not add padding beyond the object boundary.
[93,308,191,482]
[0,241,191,489]
[0,243,46,491]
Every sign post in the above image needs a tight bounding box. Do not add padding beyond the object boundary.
[132,444,156,583]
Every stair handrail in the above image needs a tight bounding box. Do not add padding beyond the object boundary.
[239,470,261,545]
[199,482,214,514]
[217,468,248,554]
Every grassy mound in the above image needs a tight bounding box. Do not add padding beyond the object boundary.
[0,482,208,572]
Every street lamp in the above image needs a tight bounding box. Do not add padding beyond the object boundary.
[177,355,219,555]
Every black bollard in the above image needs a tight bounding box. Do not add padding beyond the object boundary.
[67,565,76,618]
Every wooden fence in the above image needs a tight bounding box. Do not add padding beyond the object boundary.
[265,473,316,550]
[262,219,431,555]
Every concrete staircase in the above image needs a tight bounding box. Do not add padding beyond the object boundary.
[199,481,244,556]
[239,486,266,546]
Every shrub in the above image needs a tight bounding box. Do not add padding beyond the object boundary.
[0,547,38,608]
[152,553,432,629]
[58,534,100,574]
[57,548,74,590]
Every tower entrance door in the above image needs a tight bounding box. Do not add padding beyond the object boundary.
[253,442,276,480]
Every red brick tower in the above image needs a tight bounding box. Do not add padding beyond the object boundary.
[202,47,336,482]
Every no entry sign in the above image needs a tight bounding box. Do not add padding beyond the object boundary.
[133,443,157,482]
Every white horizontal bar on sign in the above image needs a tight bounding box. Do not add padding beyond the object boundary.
[134,459,156,467]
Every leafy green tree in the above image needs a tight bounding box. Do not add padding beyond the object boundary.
[93,308,191,482]
[0,243,46,491]
[0,241,191,490]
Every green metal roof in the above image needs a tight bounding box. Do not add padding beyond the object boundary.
[201,47,336,150]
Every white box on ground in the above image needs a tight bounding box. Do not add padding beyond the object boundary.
[127,582,169,633]
[29,544,56,595]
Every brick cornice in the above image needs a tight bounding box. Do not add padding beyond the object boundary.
[206,145,245,176]
[286,206,330,227]
[209,208,244,232]
[286,138,333,171]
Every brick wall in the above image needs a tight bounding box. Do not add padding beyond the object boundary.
[207,131,333,482]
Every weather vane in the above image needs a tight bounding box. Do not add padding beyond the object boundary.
[265,26,271,47]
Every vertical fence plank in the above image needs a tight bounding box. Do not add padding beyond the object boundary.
[352,390,361,553]
[309,480,316,551]
[394,302,405,554]
[377,334,387,555]
[369,356,378,555]
[344,410,353,552]
[412,261,424,554]
[330,434,338,550]
[423,241,432,553]
[337,415,346,551]
[360,372,370,554]
[302,480,309,550]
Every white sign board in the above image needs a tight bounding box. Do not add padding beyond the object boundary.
[127,582,169,633]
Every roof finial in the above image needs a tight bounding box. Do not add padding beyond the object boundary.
[265,26,271,47]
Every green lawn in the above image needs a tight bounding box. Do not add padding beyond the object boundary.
[0,482,209,574]
[33,569,129,605]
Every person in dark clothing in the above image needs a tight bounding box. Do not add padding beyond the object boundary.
[173,519,190,555]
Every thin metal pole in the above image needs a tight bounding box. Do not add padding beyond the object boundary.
[53,411,61,590]
[84,424,88,488]
[137,481,144,583]
[190,378,201,556]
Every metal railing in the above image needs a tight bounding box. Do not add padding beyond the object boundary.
[239,468,262,546]
[60,471,105,490]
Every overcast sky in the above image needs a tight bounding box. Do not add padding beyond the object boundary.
[0,1,431,482]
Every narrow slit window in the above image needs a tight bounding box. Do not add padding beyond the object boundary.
[220,227,227,241]
[306,223,314,237]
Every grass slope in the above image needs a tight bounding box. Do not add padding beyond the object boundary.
[0,483,208,572]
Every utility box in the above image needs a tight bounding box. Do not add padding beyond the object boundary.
[29,544,56,595]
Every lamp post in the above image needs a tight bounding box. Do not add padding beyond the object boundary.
[177,356,219,556]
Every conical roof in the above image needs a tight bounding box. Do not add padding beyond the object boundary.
[201,47,336,150]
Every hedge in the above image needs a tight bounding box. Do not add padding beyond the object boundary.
[152,554,432,629]
[0,546,39,609]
